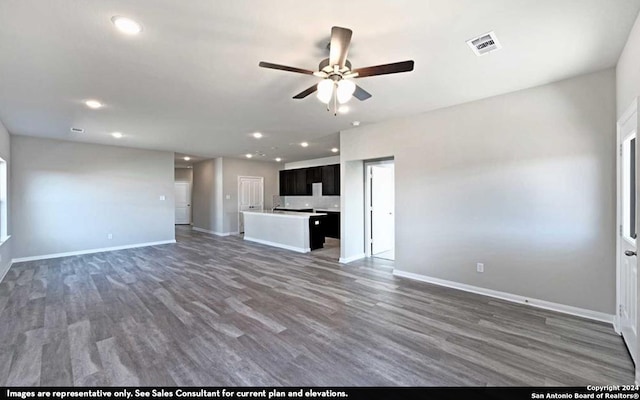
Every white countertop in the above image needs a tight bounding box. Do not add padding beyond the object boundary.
[314,208,340,212]
[242,210,327,218]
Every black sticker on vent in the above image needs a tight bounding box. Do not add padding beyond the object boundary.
[477,40,495,50]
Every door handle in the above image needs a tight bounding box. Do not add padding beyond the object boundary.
[187,204,191,207]
[624,250,637,257]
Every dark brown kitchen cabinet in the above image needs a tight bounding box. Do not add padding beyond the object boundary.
[279,169,311,196]
[321,164,340,195]
[292,168,309,195]
[279,170,289,195]
[306,167,322,185]
[323,211,340,239]
[279,164,339,196]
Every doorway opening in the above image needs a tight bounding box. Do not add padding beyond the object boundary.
[365,159,395,261]
[238,176,264,234]
[616,98,638,367]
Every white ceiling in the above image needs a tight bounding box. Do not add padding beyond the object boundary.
[0,0,638,163]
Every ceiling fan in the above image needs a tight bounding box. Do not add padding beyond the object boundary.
[259,26,415,115]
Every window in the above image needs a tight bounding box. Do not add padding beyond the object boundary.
[623,134,636,242]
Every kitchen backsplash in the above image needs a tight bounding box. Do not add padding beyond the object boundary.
[273,183,340,210]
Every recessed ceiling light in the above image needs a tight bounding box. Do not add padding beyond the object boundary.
[338,105,349,114]
[352,121,360,126]
[253,132,263,139]
[111,16,143,35]
[183,156,191,161]
[246,153,253,158]
[85,100,103,109]
[300,142,309,147]
[275,157,282,162]
[111,132,123,138]
[331,148,339,153]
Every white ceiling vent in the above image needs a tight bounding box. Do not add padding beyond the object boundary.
[466,31,501,56]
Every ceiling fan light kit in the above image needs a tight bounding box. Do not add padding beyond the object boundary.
[317,79,334,103]
[259,26,415,116]
[336,79,356,103]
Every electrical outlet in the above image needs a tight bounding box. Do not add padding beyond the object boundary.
[226,195,231,200]
[476,263,484,273]
[107,233,113,240]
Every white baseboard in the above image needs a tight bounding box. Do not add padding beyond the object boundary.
[11,240,177,263]
[243,236,309,253]
[393,269,615,325]
[0,260,13,284]
[339,253,366,264]
[614,315,622,335]
[192,227,237,237]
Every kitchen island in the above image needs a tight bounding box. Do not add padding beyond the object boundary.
[241,210,327,253]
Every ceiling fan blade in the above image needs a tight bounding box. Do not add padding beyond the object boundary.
[329,26,353,68]
[293,84,318,99]
[353,60,414,78]
[259,61,314,75]
[353,85,372,101]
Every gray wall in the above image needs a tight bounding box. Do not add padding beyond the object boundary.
[11,136,175,258]
[192,159,222,233]
[617,11,640,118]
[192,157,279,234]
[341,160,364,260]
[340,68,616,314]
[222,157,280,233]
[174,167,193,183]
[0,119,10,277]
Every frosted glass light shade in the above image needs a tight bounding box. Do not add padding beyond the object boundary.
[316,79,334,104]
[336,79,356,103]
[111,16,143,35]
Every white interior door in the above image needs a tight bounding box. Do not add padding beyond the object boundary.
[370,164,395,259]
[175,182,191,225]
[617,100,638,364]
[238,176,264,233]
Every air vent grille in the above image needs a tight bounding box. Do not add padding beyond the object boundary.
[466,31,501,56]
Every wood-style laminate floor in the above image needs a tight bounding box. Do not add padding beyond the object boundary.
[0,226,634,386]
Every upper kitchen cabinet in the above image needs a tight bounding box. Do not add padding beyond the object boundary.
[279,164,340,196]
[279,168,311,196]
[292,168,309,195]
[321,164,340,195]
[279,170,292,195]
[306,167,322,185]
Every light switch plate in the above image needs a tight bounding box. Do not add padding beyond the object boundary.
[159,195,166,201]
